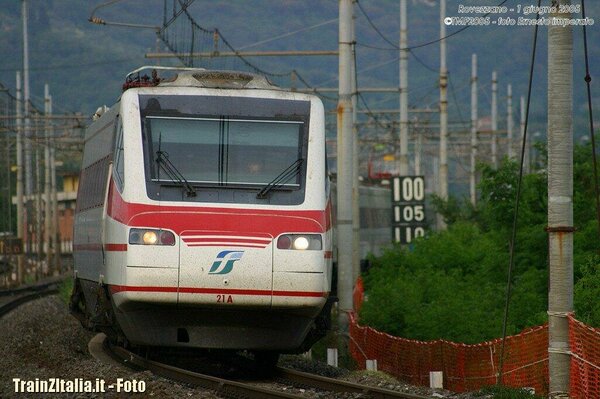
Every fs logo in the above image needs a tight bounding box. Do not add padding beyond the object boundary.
[209,250,244,274]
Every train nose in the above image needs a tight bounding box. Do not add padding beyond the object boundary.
[178,231,274,306]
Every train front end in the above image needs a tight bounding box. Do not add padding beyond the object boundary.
[107,71,332,352]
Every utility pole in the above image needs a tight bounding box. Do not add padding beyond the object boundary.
[491,71,498,168]
[51,129,60,274]
[507,84,513,159]
[470,54,478,206]
[44,84,52,275]
[337,0,355,327]
[547,2,573,396]
[15,72,24,284]
[415,124,422,175]
[22,0,33,256]
[399,0,408,176]
[35,119,43,276]
[351,1,360,283]
[438,0,448,229]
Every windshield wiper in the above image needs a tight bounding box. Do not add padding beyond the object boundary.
[156,150,197,197]
[256,158,303,199]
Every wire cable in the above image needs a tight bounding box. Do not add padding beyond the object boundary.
[498,0,541,384]
[357,0,510,52]
[580,0,600,244]
[355,0,398,49]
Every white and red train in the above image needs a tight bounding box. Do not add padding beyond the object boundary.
[70,68,334,361]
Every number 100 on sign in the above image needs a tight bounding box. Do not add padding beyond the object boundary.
[393,176,424,202]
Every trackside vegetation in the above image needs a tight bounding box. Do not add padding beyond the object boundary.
[360,144,600,343]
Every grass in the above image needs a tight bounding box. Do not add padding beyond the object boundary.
[58,278,73,304]
[476,385,542,399]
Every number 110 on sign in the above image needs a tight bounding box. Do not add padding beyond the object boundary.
[394,226,425,244]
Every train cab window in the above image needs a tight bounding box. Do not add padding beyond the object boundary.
[145,117,302,187]
[113,118,125,191]
[139,95,310,205]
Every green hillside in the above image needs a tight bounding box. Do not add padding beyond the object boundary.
[0,0,599,146]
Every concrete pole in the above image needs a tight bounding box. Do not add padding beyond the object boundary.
[438,0,448,229]
[51,125,60,273]
[547,2,573,396]
[399,0,409,176]
[35,119,43,275]
[507,84,513,159]
[22,0,33,257]
[415,127,422,175]
[350,2,360,283]
[22,0,31,197]
[337,0,355,327]
[44,84,52,274]
[15,72,24,283]
[491,71,498,168]
[470,54,478,206]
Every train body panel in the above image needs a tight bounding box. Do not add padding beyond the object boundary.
[72,69,332,352]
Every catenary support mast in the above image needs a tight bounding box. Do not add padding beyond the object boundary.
[547,1,573,396]
[337,0,355,327]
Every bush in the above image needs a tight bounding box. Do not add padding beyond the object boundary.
[360,145,600,343]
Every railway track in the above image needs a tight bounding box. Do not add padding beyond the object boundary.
[0,277,64,318]
[101,335,429,399]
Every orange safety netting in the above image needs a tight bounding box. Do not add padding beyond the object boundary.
[569,314,600,399]
[350,279,600,397]
[349,313,548,394]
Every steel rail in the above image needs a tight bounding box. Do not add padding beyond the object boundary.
[106,337,430,399]
[0,279,63,317]
[276,367,429,399]
[107,343,304,399]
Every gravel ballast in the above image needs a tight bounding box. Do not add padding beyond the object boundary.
[0,295,489,398]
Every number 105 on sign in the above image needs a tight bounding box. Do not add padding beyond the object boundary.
[394,226,425,244]
[394,205,425,223]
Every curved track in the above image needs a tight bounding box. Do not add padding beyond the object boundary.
[100,334,429,399]
[0,278,64,318]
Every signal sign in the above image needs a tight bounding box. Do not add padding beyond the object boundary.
[391,176,426,244]
[0,237,23,255]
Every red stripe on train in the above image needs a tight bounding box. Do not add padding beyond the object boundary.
[109,285,327,298]
[105,180,329,236]
[105,243,128,251]
[182,237,271,244]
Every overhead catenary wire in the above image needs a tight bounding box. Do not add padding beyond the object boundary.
[580,0,600,245]
[498,0,542,384]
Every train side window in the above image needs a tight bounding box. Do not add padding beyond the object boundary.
[114,118,125,191]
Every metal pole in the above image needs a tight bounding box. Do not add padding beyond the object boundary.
[22,0,33,258]
[399,0,409,176]
[470,54,478,206]
[15,72,24,284]
[35,116,43,277]
[337,0,355,327]
[507,84,513,159]
[491,71,498,168]
[547,2,573,396]
[415,126,422,175]
[438,0,448,229]
[351,1,360,283]
[51,121,60,274]
[44,84,52,275]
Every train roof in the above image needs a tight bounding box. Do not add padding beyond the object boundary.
[123,66,281,91]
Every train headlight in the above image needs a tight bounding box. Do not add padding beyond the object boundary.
[293,236,309,250]
[143,231,158,245]
[129,228,176,246]
[277,234,322,250]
